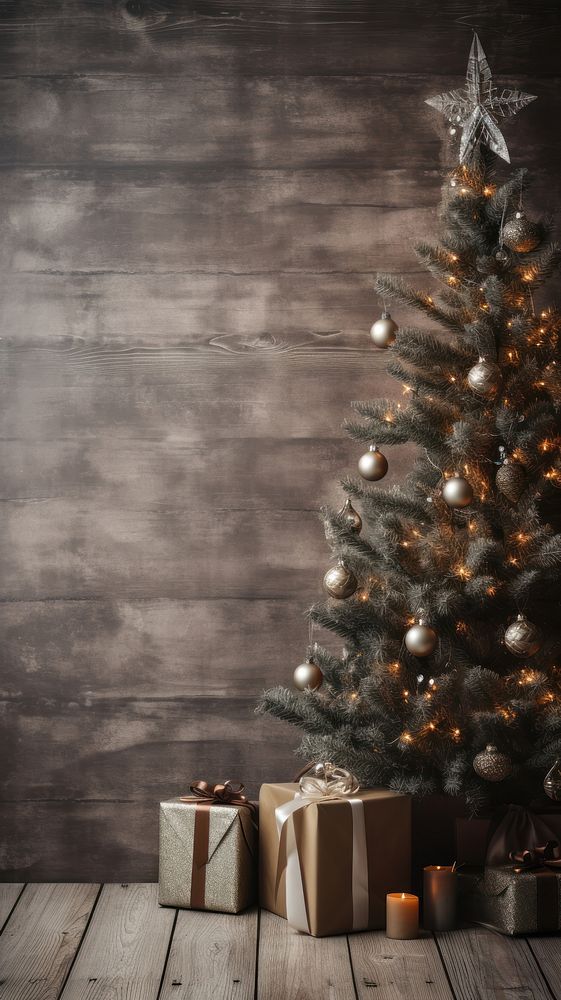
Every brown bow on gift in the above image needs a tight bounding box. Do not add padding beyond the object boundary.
[180,780,256,909]
[510,840,561,873]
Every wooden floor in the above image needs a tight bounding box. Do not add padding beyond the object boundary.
[0,883,560,1000]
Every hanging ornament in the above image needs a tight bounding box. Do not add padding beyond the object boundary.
[504,613,541,657]
[495,451,526,503]
[495,247,511,266]
[544,759,561,801]
[293,656,323,691]
[502,211,540,254]
[473,744,512,782]
[370,311,398,349]
[358,445,388,482]
[442,474,473,509]
[404,618,438,658]
[337,497,362,534]
[467,357,502,398]
[323,560,358,600]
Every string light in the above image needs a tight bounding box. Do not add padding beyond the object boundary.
[389,662,400,674]
[401,731,413,744]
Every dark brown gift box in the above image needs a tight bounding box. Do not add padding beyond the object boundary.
[259,782,411,937]
[458,864,561,935]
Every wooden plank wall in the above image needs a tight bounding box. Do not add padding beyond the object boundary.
[1,0,560,879]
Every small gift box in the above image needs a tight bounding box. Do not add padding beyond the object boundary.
[259,763,411,937]
[456,804,561,866]
[159,780,257,913]
[459,856,561,935]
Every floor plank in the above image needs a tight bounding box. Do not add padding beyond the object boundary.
[59,883,175,1000]
[436,926,552,1000]
[349,930,453,1000]
[527,937,561,1000]
[0,885,24,932]
[159,906,257,1000]
[0,883,99,1000]
[257,909,357,1000]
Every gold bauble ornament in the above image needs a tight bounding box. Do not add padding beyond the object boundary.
[473,744,512,782]
[370,311,398,348]
[504,613,541,657]
[442,474,473,508]
[358,444,388,482]
[467,357,502,397]
[323,560,358,600]
[502,211,540,254]
[338,497,362,534]
[496,455,526,503]
[544,759,561,801]
[293,658,324,691]
[404,619,438,658]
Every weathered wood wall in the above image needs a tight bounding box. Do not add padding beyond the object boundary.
[1,0,560,879]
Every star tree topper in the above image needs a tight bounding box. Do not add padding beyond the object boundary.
[425,33,536,163]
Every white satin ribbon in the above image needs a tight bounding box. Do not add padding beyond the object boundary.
[275,792,369,933]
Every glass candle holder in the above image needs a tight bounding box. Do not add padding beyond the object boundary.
[423,865,457,931]
[386,892,419,939]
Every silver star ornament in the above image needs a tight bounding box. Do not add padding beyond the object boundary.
[425,33,536,163]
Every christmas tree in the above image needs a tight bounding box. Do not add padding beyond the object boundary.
[259,35,561,813]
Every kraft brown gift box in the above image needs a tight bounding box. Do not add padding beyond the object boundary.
[259,783,411,937]
[159,795,257,913]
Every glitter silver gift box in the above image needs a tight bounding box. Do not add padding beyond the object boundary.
[158,796,257,913]
[459,865,561,935]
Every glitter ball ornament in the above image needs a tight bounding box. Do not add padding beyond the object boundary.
[338,497,362,534]
[370,311,398,348]
[502,212,540,253]
[442,474,473,508]
[358,445,388,482]
[467,357,502,397]
[405,619,438,657]
[496,455,526,503]
[504,614,541,657]
[495,247,511,265]
[293,657,323,691]
[473,744,512,782]
[323,560,358,600]
[544,759,561,801]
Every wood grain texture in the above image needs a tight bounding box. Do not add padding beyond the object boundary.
[349,930,453,1000]
[527,937,561,1000]
[159,906,258,1000]
[257,909,357,1000]
[59,883,174,1000]
[0,884,24,931]
[436,926,552,1000]
[0,883,99,1000]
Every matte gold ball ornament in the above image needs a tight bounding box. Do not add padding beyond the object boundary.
[323,560,358,600]
[467,357,502,398]
[473,744,513,782]
[293,657,324,691]
[370,311,398,348]
[544,759,561,801]
[358,444,388,482]
[442,474,473,509]
[504,613,542,657]
[338,497,362,534]
[502,211,540,254]
[404,619,438,658]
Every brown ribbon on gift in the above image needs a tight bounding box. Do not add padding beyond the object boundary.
[509,840,561,933]
[180,780,257,909]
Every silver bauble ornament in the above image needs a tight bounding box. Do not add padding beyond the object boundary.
[358,444,388,482]
[544,759,561,801]
[323,560,358,600]
[442,474,473,509]
[502,212,540,254]
[495,456,526,504]
[338,497,362,534]
[495,247,511,265]
[370,312,398,349]
[504,614,541,658]
[467,357,502,398]
[473,744,512,782]
[404,620,438,658]
[293,658,323,691]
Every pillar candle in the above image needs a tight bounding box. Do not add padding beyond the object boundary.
[386,892,419,939]
[423,865,457,931]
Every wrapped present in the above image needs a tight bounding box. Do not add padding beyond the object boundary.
[159,780,257,913]
[456,804,561,866]
[259,763,411,937]
[459,852,561,935]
